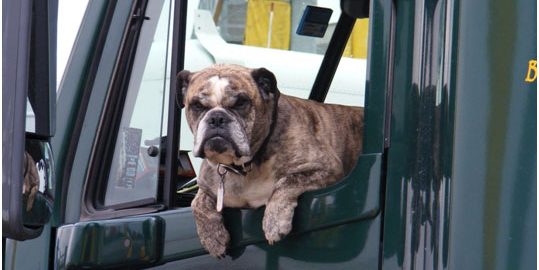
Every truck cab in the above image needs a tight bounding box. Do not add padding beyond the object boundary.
[3,0,536,269]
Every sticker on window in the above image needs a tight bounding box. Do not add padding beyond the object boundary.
[117,127,142,189]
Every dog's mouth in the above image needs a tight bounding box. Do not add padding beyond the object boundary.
[191,112,252,164]
[196,134,246,160]
[203,135,235,154]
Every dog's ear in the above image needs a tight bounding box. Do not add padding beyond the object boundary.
[251,68,280,102]
[176,70,192,108]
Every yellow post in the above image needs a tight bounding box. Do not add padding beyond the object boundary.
[244,0,291,50]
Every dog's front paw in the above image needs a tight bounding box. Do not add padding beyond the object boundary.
[192,190,230,258]
[198,222,230,258]
[262,201,296,245]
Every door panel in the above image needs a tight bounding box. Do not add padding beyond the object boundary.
[157,216,381,269]
[158,154,381,261]
[55,216,164,269]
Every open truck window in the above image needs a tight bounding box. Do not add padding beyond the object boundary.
[84,0,375,215]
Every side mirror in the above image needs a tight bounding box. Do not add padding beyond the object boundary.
[2,0,57,240]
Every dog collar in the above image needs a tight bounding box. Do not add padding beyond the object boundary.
[215,162,251,212]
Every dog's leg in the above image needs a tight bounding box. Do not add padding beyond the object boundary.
[191,189,230,258]
[262,169,339,244]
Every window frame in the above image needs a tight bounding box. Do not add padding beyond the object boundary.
[81,0,186,219]
[88,0,154,212]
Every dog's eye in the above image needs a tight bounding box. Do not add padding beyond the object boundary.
[190,100,206,112]
[232,96,250,110]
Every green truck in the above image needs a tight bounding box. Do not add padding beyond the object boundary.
[3,0,536,269]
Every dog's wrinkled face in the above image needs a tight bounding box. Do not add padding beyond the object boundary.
[177,64,279,166]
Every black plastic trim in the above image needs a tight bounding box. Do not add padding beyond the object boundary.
[383,2,396,150]
[378,2,396,269]
[28,0,57,137]
[341,0,370,19]
[308,12,356,103]
[162,0,188,208]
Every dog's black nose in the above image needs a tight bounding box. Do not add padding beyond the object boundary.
[207,111,230,128]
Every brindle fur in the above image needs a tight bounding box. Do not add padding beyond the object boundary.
[23,152,39,212]
[178,64,363,258]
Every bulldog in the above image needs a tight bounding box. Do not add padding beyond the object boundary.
[177,64,364,258]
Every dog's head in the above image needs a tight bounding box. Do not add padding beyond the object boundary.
[177,64,280,166]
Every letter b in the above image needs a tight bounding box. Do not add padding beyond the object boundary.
[525,60,537,83]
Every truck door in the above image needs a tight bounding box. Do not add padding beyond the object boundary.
[50,0,394,269]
